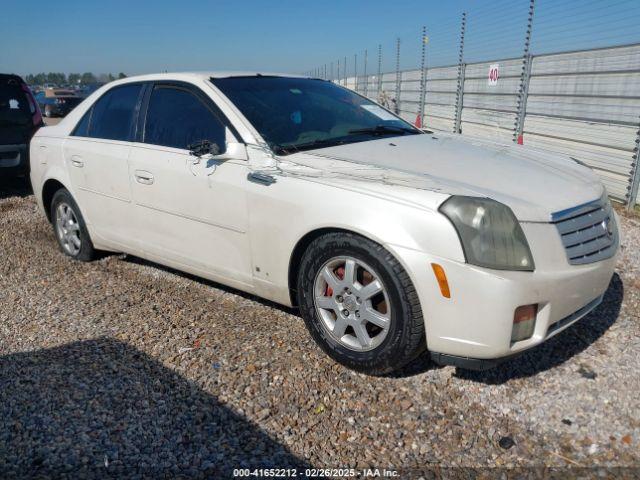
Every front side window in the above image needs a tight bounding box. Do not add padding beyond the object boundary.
[87,84,142,141]
[144,86,226,150]
[210,76,419,155]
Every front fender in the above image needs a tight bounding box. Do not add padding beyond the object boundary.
[247,174,465,306]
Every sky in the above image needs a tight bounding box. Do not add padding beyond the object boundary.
[2,0,639,77]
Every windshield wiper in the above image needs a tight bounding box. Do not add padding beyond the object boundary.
[348,125,419,136]
[272,125,419,155]
[274,138,346,155]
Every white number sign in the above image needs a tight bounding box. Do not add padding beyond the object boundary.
[488,64,500,86]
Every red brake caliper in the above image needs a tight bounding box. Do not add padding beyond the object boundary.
[325,266,345,297]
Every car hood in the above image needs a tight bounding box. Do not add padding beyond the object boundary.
[282,132,604,222]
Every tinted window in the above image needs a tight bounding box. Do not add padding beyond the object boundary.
[144,86,226,150]
[88,84,142,141]
[72,109,91,137]
[0,79,31,126]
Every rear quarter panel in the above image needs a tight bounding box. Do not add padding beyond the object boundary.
[30,131,71,214]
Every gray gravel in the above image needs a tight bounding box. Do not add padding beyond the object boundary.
[0,178,639,477]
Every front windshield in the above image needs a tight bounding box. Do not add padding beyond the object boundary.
[210,76,420,155]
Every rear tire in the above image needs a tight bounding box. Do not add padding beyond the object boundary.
[297,232,426,375]
[50,189,96,262]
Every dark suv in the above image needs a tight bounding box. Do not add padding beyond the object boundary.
[0,74,43,176]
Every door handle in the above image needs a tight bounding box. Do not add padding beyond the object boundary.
[134,170,154,185]
[247,172,276,185]
[70,155,84,168]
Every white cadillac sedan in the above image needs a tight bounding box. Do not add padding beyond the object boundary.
[30,72,619,374]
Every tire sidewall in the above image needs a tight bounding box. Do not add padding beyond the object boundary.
[298,234,422,374]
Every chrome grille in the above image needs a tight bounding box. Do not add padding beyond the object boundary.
[551,195,618,265]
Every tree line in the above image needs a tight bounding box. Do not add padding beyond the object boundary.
[24,72,127,86]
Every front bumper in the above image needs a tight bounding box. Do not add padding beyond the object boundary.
[0,144,28,174]
[429,294,603,371]
[390,220,618,363]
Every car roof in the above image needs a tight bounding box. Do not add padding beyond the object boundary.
[110,71,310,84]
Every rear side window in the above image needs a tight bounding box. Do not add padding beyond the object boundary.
[144,86,226,150]
[86,84,142,141]
[73,110,91,137]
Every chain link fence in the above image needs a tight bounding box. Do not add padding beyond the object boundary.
[307,0,640,209]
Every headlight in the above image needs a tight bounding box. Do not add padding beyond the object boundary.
[440,196,535,271]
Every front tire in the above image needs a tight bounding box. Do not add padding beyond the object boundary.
[297,232,426,375]
[50,189,96,262]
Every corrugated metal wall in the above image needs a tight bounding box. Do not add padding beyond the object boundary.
[460,58,523,144]
[523,44,640,201]
[424,66,458,132]
[339,43,640,206]
[397,69,422,124]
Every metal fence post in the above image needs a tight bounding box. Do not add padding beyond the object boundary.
[627,122,640,210]
[377,44,382,99]
[454,12,467,134]
[336,60,340,85]
[514,0,536,144]
[330,62,334,81]
[395,38,401,114]
[363,49,368,97]
[342,57,345,86]
[418,26,427,128]
[354,54,358,92]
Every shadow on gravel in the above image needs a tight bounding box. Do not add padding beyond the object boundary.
[0,176,32,200]
[456,273,624,385]
[0,338,309,478]
[383,351,440,379]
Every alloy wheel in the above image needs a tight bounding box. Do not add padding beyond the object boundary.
[55,202,82,256]
[313,256,391,351]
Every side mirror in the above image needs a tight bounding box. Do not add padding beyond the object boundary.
[188,139,220,158]
[188,140,248,162]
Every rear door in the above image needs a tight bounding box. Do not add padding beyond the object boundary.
[63,83,144,248]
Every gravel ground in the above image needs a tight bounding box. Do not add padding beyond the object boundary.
[0,177,639,478]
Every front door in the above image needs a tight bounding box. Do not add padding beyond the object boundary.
[127,83,252,288]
